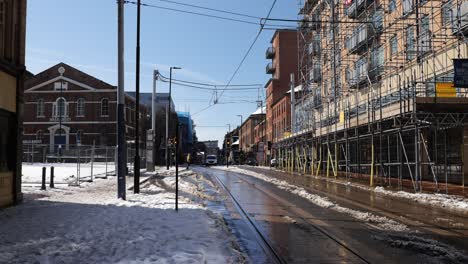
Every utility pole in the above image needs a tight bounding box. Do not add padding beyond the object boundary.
[290,74,295,135]
[134,0,141,194]
[226,124,231,167]
[166,66,181,170]
[175,122,180,211]
[256,100,265,165]
[237,114,243,163]
[117,0,126,200]
[152,70,158,167]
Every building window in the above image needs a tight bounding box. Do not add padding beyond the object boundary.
[76,98,85,117]
[36,130,43,140]
[442,2,452,27]
[388,0,396,13]
[54,81,68,90]
[403,0,413,16]
[37,99,45,117]
[101,98,109,116]
[53,97,68,118]
[0,0,14,61]
[406,26,415,60]
[390,36,398,56]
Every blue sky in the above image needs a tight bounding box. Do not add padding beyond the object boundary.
[26,0,298,146]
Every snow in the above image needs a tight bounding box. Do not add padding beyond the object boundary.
[215,166,409,232]
[0,166,244,263]
[22,162,114,184]
[261,166,468,213]
[374,186,468,212]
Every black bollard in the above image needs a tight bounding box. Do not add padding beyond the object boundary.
[50,166,55,188]
[41,167,46,190]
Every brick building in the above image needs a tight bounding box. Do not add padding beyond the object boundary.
[239,107,265,158]
[265,29,298,161]
[0,0,27,207]
[23,63,148,154]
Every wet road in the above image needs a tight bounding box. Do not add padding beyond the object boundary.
[193,166,468,263]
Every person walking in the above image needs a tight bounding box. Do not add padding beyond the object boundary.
[186,153,191,169]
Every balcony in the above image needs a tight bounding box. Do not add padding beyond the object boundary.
[300,14,321,31]
[347,25,375,54]
[309,67,321,83]
[345,0,375,19]
[266,63,276,74]
[266,47,275,59]
[308,41,321,56]
[452,2,468,37]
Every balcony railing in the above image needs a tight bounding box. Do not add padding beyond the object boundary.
[308,41,321,56]
[345,0,375,18]
[347,25,375,54]
[266,63,276,74]
[452,1,468,36]
[266,47,275,59]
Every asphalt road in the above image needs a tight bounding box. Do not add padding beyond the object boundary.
[193,166,468,264]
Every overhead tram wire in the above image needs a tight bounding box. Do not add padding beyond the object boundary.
[157,72,262,88]
[217,0,278,102]
[150,0,262,20]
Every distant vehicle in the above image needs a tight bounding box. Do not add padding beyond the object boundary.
[205,155,218,166]
[245,158,258,166]
[270,158,278,167]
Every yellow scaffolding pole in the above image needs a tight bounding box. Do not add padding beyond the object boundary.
[316,145,322,177]
[370,144,375,187]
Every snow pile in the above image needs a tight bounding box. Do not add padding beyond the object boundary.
[374,186,468,212]
[0,169,244,263]
[374,234,468,263]
[215,166,409,232]
[22,162,114,184]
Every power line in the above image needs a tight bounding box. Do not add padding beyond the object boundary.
[125,1,260,26]
[150,0,262,20]
[216,0,278,102]
[157,72,262,88]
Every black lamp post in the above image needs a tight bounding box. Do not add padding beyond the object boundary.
[166,66,181,170]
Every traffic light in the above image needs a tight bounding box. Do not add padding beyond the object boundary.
[226,138,231,147]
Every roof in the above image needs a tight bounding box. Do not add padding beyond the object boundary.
[252,106,266,115]
[270,29,298,43]
[286,85,303,94]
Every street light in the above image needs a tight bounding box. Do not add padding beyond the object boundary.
[166,66,182,170]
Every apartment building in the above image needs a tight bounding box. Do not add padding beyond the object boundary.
[265,29,299,159]
[276,0,468,192]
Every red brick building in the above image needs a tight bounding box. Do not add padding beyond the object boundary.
[265,29,298,160]
[23,63,148,153]
[239,108,265,158]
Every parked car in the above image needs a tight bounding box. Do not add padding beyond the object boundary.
[205,155,218,166]
[245,158,258,166]
[270,158,278,167]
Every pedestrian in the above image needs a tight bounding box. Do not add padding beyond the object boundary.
[186,153,191,169]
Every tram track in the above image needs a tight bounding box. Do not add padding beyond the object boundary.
[211,170,371,263]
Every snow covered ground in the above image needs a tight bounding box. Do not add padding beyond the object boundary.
[22,162,115,184]
[0,167,244,263]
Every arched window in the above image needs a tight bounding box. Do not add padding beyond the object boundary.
[101,98,109,116]
[54,97,67,117]
[37,99,45,117]
[36,130,43,140]
[76,98,85,117]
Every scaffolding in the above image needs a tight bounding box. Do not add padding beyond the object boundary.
[276,0,468,194]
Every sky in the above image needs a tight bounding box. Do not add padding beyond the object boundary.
[26,0,298,146]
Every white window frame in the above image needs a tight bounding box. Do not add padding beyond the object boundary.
[101,98,109,117]
[37,99,45,117]
[76,98,85,117]
[53,97,68,118]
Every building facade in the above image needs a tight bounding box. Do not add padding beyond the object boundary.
[265,29,299,162]
[23,63,148,156]
[274,0,468,191]
[0,0,27,207]
[239,108,265,158]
